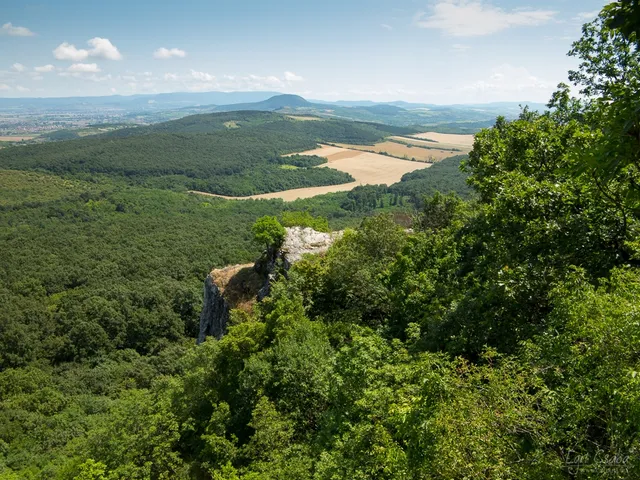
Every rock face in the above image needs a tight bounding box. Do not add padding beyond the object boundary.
[280,227,343,264]
[197,227,342,343]
[197,274,230,344]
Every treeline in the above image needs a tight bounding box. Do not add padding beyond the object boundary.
[274,154,327,168]
[337,155,473,212]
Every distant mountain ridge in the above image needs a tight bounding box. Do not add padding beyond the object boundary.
[0,90,549,133]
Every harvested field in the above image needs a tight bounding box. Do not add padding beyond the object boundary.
[191,145,429,201]
[408,132,475,150]
[335,141,455,162]
[283,144,345,159]
[0,136,37,142]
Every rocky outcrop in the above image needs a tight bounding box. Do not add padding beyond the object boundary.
[197,263,262,344]
[198,227,342,343]
[197,274,230,344]
[281,227,343,264]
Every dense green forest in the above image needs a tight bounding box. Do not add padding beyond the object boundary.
[2,3,640,479]
[0,113,415,197]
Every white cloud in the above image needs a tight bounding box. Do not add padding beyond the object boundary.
[573,10,600,22]
[0,83,10,90]
[462,64,552,95]
[68,63,101,73]
[11,63,25,72]
[53,38,122,62]
[32,75,43,81]
[1,22,35,37]
[284,71,304,82]
[34,64,55,73]
[190,69,215,81]
[111,87,117,93]
[415,1,557,36]
[154,47,187,59]
[155,70,304,93]
[16,85,30,92]
[381,23,393,30]
[53,42,89,61]
[87,37,122,60]
[248,74,284,88]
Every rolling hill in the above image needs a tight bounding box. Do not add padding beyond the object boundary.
[0,111,418,197]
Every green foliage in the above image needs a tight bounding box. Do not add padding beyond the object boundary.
[5,4,640,478]
[252,216,286,249]
[274,155,327,168]
[279,211,329,232]
[0,112,409,197]
[389,155,474,206]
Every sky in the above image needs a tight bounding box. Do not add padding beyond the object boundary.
[0,0,609,104]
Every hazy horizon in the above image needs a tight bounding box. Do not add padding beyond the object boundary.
[0,89,549,107]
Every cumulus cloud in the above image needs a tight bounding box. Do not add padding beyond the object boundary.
[11,63,26,72]
[16,85,30,92]
[68,63,101,73]
[284,71,303,82]
[0,83,10,90]
[1,22,35,37]
[381,24,393,30]
[164,73,178,81]
[53,38,122,61]
[154,47,187,59]
[53,42,89,61]
[34,64,55,73]
[87,37,122,60]
[415,1,556,36]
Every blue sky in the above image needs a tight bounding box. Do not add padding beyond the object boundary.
[0,0,607,103]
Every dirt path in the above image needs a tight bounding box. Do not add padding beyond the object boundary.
[190,145,430,201]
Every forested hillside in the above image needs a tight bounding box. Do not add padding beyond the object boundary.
[0,113,416,196]
[1,2,640,479]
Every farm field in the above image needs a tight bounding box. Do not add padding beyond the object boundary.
[192,145,430,201]
[0,135,37,142]
[407,131,475,151]
[334,141,457,162]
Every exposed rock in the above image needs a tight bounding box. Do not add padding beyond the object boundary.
[197,263,262,344]
[198,227,343,343]
[197,274,229,344]
[280,226,343,264]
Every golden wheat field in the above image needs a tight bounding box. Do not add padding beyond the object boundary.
[407,132,475,151]
[335,141,457,162]
[191,144,429,201]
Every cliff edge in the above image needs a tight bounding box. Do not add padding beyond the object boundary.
[197,226,342,343]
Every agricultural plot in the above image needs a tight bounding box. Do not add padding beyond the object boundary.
[407,131,475,151]
[192,145,430,201]
[335,141,456,162]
